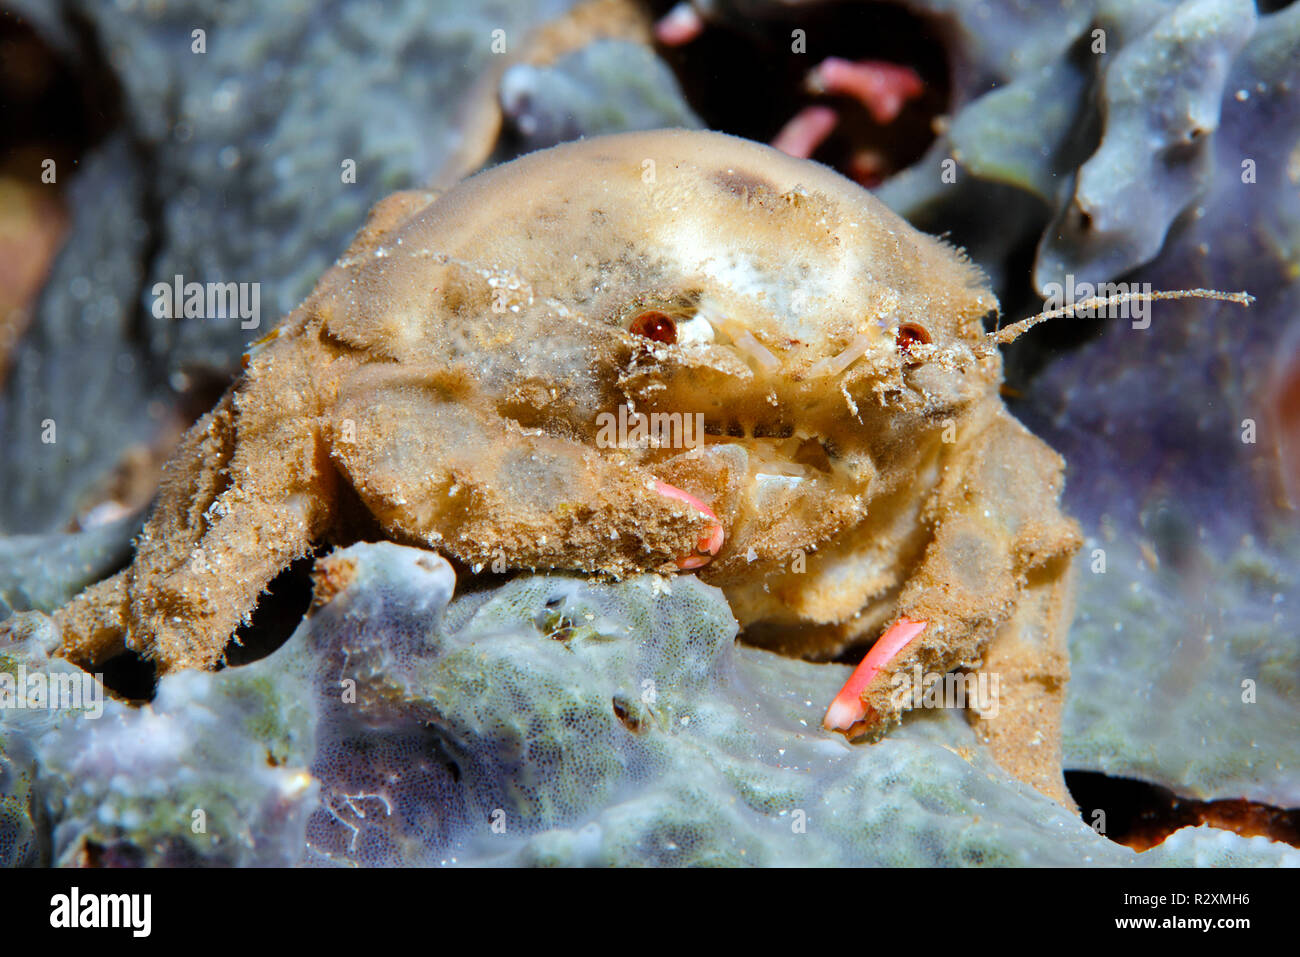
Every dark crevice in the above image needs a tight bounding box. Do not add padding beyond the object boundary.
[649,0,950,184]
[221,553,319,667]
[1066,770,1300,851]
[0,7,119,177]
[76,839,145,868]
[175,368,237,425]
[96,647,158,703]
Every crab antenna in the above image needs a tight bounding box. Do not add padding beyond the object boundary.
[987,288,1254,345]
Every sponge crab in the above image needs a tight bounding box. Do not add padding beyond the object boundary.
[44,129,1248,804]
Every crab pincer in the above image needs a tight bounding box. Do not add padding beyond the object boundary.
[823,617,928,737]
[654,480,725,570]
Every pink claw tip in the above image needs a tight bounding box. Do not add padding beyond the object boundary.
[654,2,704,46]
[807,58,924,125]
[771,105,839,159]
[654,479,725,569]
[823,617,928,735]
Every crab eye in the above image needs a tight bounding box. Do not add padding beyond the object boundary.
[629,311,677,344]
[896,323,931,352]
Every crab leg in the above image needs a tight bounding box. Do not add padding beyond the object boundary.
[969,557,1076,807]
[54,359,337,672]
[817,409,1081,801]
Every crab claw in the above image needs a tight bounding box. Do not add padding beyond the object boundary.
[654,479,725,569]
[823,617,928,736]
[805,58,924,125]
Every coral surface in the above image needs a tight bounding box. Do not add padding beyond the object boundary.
[5,543,1297,866]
